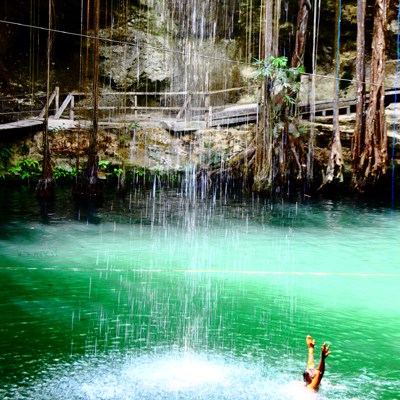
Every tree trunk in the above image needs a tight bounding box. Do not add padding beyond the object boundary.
[306,0,321,183]
[36,0,55,199]
[253,0,276,193]
[253,0,311,194]
[291,0,311,69]
[352,0,389,191]
[287,0,312,186]
[320,0,344,187]
[74,0,102,198]
[351,0,367,180]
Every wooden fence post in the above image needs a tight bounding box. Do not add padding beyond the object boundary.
[38,88,58,118]
[55,86,60,114]
[54,93,73,119]
[207,106,213,127]
[70,95,75,120]
[134,95,138,119]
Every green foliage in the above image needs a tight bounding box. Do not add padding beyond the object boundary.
[71,166,81,176]
[135,167,144,177]
[113,167,123,177]
[118,132,131,145]
[53,166,77,181]
[9,159,41,181]
[253,56,305,105]
[128,122,141,131]
[253,56,305,137]
[297,125,308,137]
[273,122,285,138]
[99,160,110,171]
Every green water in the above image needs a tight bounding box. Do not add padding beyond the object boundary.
[0,187,399,399]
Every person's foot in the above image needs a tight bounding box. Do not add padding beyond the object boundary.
[306,335,315,348]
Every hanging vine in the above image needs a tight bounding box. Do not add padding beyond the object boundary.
[73,0,102,198]
[36,0,56,199]
[319,0,344,189]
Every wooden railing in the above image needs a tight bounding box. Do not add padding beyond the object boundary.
[38,87,75,120]
[2,84,399,132]
[37,85,259,128]
[42,85,400,121]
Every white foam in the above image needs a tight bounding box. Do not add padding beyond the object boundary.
[10,350,355,400]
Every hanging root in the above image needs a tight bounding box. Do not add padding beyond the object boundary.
[288,136,304,180]
[318,149,344,190]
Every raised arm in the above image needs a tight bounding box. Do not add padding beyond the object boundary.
[308,342,331,391]
[306,335,315,369]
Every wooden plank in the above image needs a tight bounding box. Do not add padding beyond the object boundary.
[54,93,73,119]
[210,114,258,127]
[176,95,192,120]
[0,119,44,131]
[161,120,206,133]
[213,103,258,114]
[38,89,57,118]
[69,95,74,120]
[212,110,258,120]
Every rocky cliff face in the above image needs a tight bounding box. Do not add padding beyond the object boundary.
[1,1,400,189]
[97,0,244,97]
[1,1,399,97]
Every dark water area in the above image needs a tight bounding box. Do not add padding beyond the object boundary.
[0,185,399,400]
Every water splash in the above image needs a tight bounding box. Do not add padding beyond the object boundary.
[5,350,329,400]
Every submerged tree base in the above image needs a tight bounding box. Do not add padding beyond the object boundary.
[36,177,56,199]
[72,177,103,199]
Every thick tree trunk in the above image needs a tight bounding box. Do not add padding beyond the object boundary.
[353,0,389,191]
[351,0,367,177]
[253,0,312,194]
[253,0,276,193]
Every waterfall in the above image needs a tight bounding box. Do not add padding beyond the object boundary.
[166,0,241,115]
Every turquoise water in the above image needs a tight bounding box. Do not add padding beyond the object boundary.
[0,187,399,399]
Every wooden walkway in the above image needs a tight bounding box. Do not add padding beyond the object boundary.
[0,118,44,131]
[209,103,259,127]
[1,86,400,133]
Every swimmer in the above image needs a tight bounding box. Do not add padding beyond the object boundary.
[303,335,330,391]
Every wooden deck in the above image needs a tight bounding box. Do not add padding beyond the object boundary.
[0,118,44,131]
[209,103,259,127]
[1,86,399,134]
